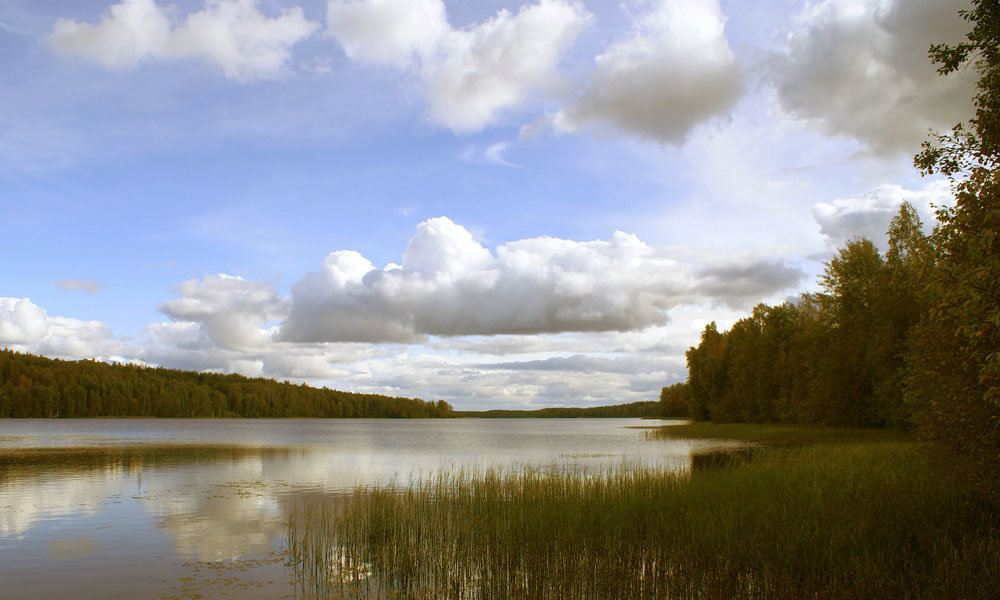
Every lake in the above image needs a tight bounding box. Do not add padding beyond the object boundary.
[0,418,736,599]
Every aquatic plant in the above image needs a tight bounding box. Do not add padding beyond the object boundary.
[287,442,1000,599]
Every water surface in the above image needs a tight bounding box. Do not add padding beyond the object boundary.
[0,418,732,599]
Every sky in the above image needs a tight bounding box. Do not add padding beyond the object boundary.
[0,0,976,409]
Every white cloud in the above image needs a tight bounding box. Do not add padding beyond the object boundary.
[158,274,288,352]
[326,0,591,131]
[146,320,207,352]
[0,296,368,383]
[422,0,590,131]
[168,0,320,80]
[277,216,804,343]
[141,312,379,380]
[279,217,682,342]
[32,317,125,360]
[49,0,319,81]
[142,320,231,372]
[54,279,101,294]
[553,0,743,143]
[0,297,131,359]
[326,0,448,67]
[771,0,975,154]
[48,0,172,70]
[0,297,50,345]
[812,180,953,249]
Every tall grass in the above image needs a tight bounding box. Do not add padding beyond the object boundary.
[287,443,999,599]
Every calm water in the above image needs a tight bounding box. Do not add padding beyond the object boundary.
[0,418,734,599]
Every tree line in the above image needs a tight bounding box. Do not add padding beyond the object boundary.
[663,0,999,483]
[663,205,928,428]
[459,401,660,418]
[0,349,453,419]
[0,348,661,419]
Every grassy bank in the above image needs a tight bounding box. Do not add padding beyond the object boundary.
[287,426,999,599]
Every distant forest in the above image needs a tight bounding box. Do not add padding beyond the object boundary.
[662,1,1000,485]
[0,350,453,419]
[0,350,656,419]
[457,401,659,418]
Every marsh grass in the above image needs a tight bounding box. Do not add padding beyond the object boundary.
[287,442,999,599]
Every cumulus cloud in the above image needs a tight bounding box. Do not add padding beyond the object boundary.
[326,0,590,131]
[553,0,743,143]
[141,320,234,373]
[48,0,172,70]
[812,180,954,248]
[158,274,288,352]
[771,0,975,154]
[141,309,381,380]
[0,297,131,359]
[0,297,50,345]
[0,292,363,383]
[54,279,101,294]
[277,216,805,344]
[326,0,448,67]
[49,0,319,81]
[278,217,694,343]
[145,320,207,353]
[31,317,125,359]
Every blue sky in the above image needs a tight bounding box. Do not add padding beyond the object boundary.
[0,0,974,409]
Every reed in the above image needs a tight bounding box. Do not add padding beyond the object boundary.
[287,442,999,599]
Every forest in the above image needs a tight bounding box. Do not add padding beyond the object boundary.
[663,197,998,480]
[456,400,659,418]
[662,205,929,429]
[663,0,1000,485]
[0,349,657,419]
[0,349,454,419]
